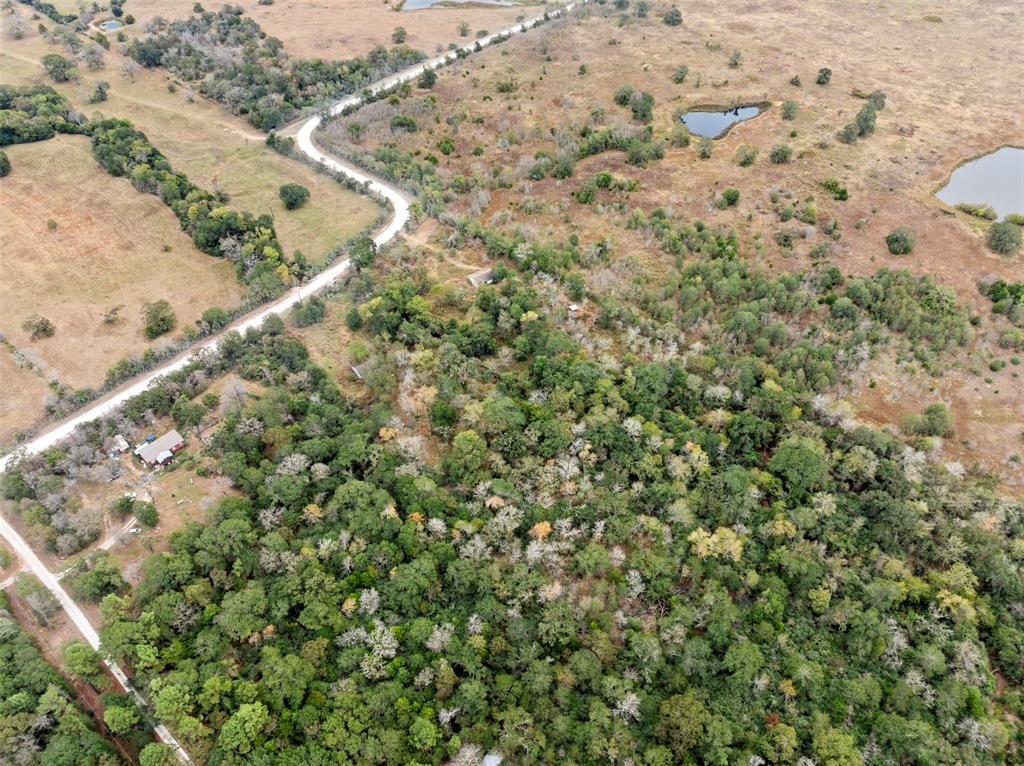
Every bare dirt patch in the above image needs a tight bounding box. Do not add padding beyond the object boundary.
[0,136,245,390]
[125,0,543,60]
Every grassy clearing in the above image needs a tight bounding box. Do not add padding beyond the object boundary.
[0,22,380,261]
[0,351,53,446]
[0,136,246,391]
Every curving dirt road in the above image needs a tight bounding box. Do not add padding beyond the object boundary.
[0,3,585,762]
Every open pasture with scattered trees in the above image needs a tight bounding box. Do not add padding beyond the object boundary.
[316,0,1024,485]
[119,0,541,63]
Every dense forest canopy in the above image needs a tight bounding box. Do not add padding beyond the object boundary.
[64,227,1021,765]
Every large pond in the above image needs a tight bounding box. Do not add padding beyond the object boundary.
[935,146,1024,220]
[402,0,512,9]
[98,19,122,30]
[680,105,762,138]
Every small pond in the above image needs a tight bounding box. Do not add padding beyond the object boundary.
[402,0,512,9]
[680,105,762,138]
[935,146,1024,220]
[98,19,122,30]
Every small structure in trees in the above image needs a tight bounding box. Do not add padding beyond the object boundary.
[111,435,130,454]
[134,429,184,466]
[467,268,494,288]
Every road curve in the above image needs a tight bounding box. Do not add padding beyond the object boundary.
[0,0,585,475]
[0,3,585,762]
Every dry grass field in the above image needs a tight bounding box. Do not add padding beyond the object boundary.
[320,0,1024,484]
[0,24,380,261]
[0,15,380,443]
[0,136,245,388]
[124,0,542,61]
[0,351,53,446]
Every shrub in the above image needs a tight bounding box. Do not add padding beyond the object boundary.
[672,65,688,84]
[613,85,635,106]
[955,202,997,220]
[790,74,801,86]
[418,68,436,89]
[716,188,740,208]
[663,6,682,25]
[88,81,110,104]
[697,137,712,159]
[769,144,792,164]
[815,67,832,85]
[135,501,159,527]
[143,299,176,339]
[854,103,877,136]
[902,403,954,437]
[437,136,455,155]
[988,221,1021,255]
[279,183,310,210]
[1005,213,1024,226]
[781,100,798,120]
[735,144,758,166]
[670,123,690,147]
[389,115,418,132]
[292,296,327,327]
[728,50,742,68]
[822,177,848,200]
[22,314,55,340]
[391,26,406,44]
[885,227,915,254]
[0,150,9,177]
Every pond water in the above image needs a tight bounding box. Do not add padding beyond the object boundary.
[680,105,762,138]
[402,0,512,9]
[935,146,1024,220]
[98,19,122,30]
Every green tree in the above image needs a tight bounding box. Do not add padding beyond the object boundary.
[143,299,176,339]
[768,435,828,498]
[41,53,77,82]
[64,642,105,686]
[989,220,1021,255]
[769,144,792,164]
[103,703,140,734]
[278,183,310,210]
[656,693,708,756]
[217,702,268,754]
[0,151,10,177]
[134,501,159,527]
[140,743,173,766]
[444,430,489,485]
[663,6,682,25]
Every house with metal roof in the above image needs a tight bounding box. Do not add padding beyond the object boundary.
[134,430,184,466]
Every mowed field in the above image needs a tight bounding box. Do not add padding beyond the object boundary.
[124,0,542,61]
[0,136,245,389]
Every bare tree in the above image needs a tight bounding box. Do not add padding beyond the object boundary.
[120,58,140,82]
[2,14,28,40]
